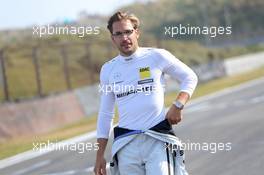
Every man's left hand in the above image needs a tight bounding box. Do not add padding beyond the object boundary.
[165,105,182,125]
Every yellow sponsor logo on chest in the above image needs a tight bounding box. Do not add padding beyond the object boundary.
[139,67,151,79]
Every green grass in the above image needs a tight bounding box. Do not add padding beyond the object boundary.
[1,50,93,100]
[0,66,264,160]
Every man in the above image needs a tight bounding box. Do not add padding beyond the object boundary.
[94,11,198,175]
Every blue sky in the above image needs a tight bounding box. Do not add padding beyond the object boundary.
[0,0,140,30]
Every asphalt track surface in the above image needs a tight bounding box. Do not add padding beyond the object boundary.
[1,78,264,175]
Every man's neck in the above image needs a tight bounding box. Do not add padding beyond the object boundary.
[120,47,139,57]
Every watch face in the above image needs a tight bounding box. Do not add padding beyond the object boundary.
[174,101,184,109]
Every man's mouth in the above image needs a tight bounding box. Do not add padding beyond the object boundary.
[121,42,132,49]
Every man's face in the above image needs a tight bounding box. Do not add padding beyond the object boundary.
[111,20,139,56]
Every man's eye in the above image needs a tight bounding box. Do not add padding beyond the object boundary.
[125,30,133,34]
[114,32,122,36]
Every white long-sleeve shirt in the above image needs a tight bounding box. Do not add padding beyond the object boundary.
[97,47,198,138]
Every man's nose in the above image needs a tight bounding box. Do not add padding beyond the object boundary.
[120,33,129,38]
[120,36,130,42]
[120,34,129,39]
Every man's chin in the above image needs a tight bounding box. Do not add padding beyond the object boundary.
[120,48,134,56]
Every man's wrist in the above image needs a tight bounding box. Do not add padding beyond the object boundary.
[96,138,108,157]
[96,151,105,158]
[173,100,184,110]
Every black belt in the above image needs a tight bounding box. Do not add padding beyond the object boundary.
[113,119,175,140]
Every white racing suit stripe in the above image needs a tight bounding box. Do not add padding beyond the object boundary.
[166,142,173,175]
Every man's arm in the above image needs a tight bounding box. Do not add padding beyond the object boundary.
[156,49,198,124]
[165,64,198,125]
[94,64,116,175]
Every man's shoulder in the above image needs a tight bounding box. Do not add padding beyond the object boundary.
[100,56,119,74]
[140,47,173,62]
[140,47,161,52]
[141,47,169,56]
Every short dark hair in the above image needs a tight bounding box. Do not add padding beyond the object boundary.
[107,11,140,34]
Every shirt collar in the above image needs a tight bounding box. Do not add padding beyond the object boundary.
[118,47,143,63]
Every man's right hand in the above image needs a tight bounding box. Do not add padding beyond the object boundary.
[94,138,108,175]
[94,156,107,175]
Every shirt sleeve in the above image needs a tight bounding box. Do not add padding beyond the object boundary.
[96,63,116,139]
[155,49,198,97]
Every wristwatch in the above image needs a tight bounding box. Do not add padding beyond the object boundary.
[173,100,184,110]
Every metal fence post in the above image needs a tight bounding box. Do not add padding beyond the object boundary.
[0,49,9,101]
[61,44,72,90]
[85,43,94,83]
[32,46,43,97]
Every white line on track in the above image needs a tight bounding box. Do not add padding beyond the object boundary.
[11,160,51,175]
